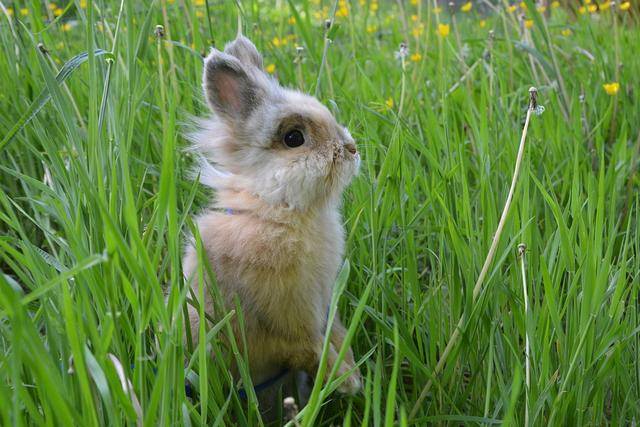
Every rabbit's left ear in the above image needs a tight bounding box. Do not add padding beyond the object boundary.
[224,35,264,71]
[203,49,263,121]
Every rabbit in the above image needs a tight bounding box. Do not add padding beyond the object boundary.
[182,34,362,399]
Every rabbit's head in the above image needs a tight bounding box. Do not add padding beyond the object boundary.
[192,35,359,211]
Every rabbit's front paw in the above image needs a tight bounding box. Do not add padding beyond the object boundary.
[336,365,362,395]
[325,343,362,395]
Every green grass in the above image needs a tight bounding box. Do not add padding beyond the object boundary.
[1,0,639,425]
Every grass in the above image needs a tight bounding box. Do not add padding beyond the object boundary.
[1,0,639,425]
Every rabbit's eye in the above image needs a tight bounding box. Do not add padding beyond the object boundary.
[283,130,305,148]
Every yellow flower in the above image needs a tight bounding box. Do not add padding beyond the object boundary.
[561,28,572,36]
[578,5,587,13]
[524,19,534,28]
[20,8,29,16]
[461,2,472,12]
[48,3,58,10]
[437,23,450,36]
[434,6,442,13]
[195,10,204,17]
[336,1,349,17]
[195,0,205,6]
[620,1,631,10]
[519,1,528,9]
[272,36,284,47]
[371,2,379,12]
[479,19,486,28]
[585,0,591,4]
[599,2,610,10]
[588,4,597,12]
[411,0,419,4]
[288,16,296,24]
[80,0,87,8]
[336,6,349,17]
[385,97,394,109]
[411,14,419,22]
[537,5,547,12]
[54,8,63,17]
[410,52,422,62]
[62,22,72,31]
[412,24,424,37]
[366,24,377,33]
[265,63,276,74]
[603,82,620,95]
[507,5,517,12]
[6,7,14,16]
[551,1,560,7]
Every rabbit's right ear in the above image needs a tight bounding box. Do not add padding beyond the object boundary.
[203,49,263,121]
[223,35,264,70]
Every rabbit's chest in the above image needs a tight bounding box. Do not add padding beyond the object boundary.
[236,220,344,338]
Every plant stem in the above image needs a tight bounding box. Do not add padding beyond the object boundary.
[408,87,539,421]
[314,0,338,98]
[519,243,530,427]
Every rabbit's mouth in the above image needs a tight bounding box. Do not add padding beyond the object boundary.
[330,140,358,163]
[327,146,359,185]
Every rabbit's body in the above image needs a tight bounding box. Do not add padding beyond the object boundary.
[184,196,344,382]
[184,35,361,396]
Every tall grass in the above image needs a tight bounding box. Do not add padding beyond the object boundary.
[1,0,639,425]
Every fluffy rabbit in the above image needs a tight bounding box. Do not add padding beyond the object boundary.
[183,35,361,397]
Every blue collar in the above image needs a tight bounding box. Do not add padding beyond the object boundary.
[184,368,292,399]
[237,367,290,399]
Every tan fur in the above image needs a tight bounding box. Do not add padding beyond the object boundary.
[183,35,361,394]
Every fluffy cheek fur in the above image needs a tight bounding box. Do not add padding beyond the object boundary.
[247,148,359,211]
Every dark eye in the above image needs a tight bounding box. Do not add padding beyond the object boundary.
[283,129,305,148]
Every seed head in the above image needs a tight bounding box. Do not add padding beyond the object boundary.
[395,42,409,60]
[37,43,49,55]
[518,243,527,256]
[155,25,165,38]
[529,87,538,110]
[284,396,300,426]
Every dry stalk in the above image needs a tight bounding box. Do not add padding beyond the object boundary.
[409,87,539,421]
[519,243,530,427]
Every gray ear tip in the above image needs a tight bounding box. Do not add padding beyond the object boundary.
[204,50,243,73]
[224,36,256,56]
[204,47,223,62]
[222,35,263,70]
[231,34,254,47]
[238,36,260,53]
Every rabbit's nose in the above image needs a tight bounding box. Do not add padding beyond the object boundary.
[344,141,357,155]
